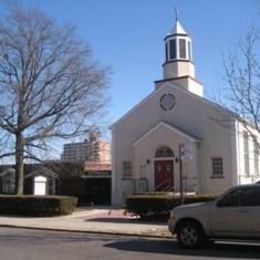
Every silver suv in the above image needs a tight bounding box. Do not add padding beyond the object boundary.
[168,184,260,248]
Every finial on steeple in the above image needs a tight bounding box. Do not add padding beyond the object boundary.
[175,8,179,21]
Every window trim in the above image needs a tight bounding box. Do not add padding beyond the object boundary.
[122,160,132,178]
[165,42,169,61]
[254,138,259,176]
[169,39,176,60]
[155,146,174,158]
[243,131,250,176]
[2,172,15,194]
[188,41,192,60]
[211,157,224,178]
[179,38,186,59]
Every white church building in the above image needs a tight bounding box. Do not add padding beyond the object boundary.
[111,17,260,205]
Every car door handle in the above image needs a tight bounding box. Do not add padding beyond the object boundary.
[238,209,249,213]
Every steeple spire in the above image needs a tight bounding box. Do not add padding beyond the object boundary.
[175,8,178,21]
[171,9,188,35]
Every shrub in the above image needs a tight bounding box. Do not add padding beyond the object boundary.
[126,193,216,218]
[0,195,78,217]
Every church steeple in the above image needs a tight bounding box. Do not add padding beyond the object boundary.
[156,12,203,97]
[164,14,194,78]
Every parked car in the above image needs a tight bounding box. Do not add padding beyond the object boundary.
[168,184,260,248]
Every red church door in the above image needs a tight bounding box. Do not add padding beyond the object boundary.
[154,160,174,191]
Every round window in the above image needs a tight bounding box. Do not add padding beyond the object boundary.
[160,93,176,111]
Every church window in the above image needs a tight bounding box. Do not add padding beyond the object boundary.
[122,161,132,178]
[2,171,15,194]
[188,41,191,60]
[155,146,174,158]
[160,93,176,111]
[169,39,176,60]
[254,138,259,176]
[179,39,186,59]
[243,131,250,176]
[165,42,169,61]
[212,157,224,177]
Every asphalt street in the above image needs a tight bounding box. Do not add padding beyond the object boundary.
[0,227,259,260]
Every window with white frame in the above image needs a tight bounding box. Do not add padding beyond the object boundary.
[254,138,259,176]
[169,39,176,60]
[188,41,192,60]
[179,39,186,59]
[122,161,132,178]
[165,42,168,61]
[211,157,224,178]
[155,146,174,158]
[2,172,15,194]
[243,131,250,176]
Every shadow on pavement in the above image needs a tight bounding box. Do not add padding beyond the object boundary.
[85,217,166,225]
[104,238,260,259]
[0,227,115,245]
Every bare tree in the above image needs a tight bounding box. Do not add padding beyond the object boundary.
[223,26,260,142]
[0,4,109,195]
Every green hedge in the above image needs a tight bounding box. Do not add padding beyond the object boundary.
[0,195,78,217]
[126,193,216,218]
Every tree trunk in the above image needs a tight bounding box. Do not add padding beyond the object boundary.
[15,133,24,195]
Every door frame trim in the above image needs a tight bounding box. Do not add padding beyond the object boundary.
[154,159,174,191]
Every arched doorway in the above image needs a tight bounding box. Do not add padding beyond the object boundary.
[154,146,174,191]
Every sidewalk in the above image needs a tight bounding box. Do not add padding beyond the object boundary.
[0,207,172,238]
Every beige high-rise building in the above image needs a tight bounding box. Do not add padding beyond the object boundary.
[61,132,111,163]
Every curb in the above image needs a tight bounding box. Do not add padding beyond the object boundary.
[0,224,173,239]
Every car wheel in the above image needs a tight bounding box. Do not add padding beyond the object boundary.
[176,221,205,249]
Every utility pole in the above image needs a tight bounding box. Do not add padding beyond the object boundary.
[179,144,184,205]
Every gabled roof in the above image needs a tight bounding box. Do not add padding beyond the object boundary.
[133,121,200,147]
[25,167,58,179]
[110,81,236,130]
[0,168,15,176]
[110,84,166,129]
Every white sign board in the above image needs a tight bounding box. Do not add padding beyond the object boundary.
[180,143,194,160]
[34,176,47,195]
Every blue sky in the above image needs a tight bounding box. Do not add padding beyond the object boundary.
[0,0,259,157]
[4,0,257,122]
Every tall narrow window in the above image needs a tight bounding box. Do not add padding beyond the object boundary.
[254,139,259,176]
[188,41,191,60]
[2,172,15,194]
[243,131,250,176]
[165,42,168,61]
[122,161,132,178]
[179,39,186,59]
[169,39,176,60]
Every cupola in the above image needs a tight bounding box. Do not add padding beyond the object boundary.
[163,15,194,79]
[155,12,203,97]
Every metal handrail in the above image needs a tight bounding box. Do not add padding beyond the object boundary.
[155,178,173,191]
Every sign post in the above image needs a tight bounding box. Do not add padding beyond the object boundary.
[179,143,194,204]
[179,144,184,205]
